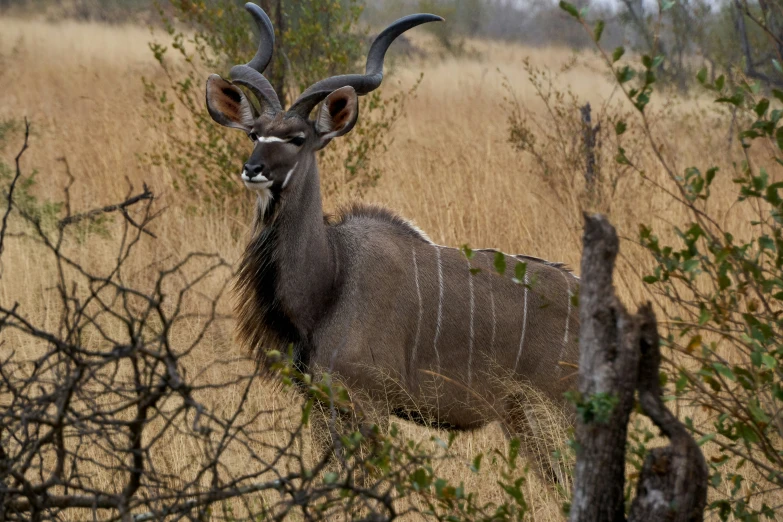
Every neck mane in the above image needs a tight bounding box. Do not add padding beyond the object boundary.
[234,156,338,369]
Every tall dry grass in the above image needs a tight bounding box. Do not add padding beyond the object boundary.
[0,15,776,520]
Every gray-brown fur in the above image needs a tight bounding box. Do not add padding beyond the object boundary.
[235,181,580,418]
[209,2,580,480]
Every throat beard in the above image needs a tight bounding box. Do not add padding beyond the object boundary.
[255,187,274,217]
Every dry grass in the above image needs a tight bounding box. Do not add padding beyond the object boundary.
[0,15,777,520]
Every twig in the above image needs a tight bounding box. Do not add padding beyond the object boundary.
[580,102,600,189]
[57,185,156,238]
[0,118,30,259]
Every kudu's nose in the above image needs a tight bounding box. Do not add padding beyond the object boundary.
[244,163,264,176]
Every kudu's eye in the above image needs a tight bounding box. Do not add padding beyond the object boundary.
[248,132,259,142]
[289,136,306,147]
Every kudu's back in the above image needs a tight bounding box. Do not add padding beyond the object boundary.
[311,209,580,429]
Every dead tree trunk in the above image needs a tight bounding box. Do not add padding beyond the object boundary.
[580,103,599,190]
[569,214,708,522]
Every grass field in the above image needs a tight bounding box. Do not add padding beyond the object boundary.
[0,14,776,520]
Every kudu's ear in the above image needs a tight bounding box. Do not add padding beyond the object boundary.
[314,86,359,149]
[205,74,255,132]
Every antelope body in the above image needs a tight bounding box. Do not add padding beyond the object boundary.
[206,2,579,459]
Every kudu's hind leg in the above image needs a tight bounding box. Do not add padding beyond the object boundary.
[502,395,572,490]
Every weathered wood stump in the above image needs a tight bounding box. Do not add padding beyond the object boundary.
[569,213,708,522]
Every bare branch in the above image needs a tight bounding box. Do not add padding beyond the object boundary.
[57,185,156,238]
[0,118,30,259]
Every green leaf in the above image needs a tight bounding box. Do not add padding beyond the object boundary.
[676,373,688,394]
[682,258,699,273]
[713,363,736,382]
[776,127,783,151]
[697,433,716,446]
[470,453,483,473]
[410,467,431,490]
[594,20,605,42]
[754,98,770,117]
[635,92,651,112]
[301,399,313,425]
[759,235,774,250]
[697,67,707,85]
[662,0,675,10]
[715,75,725,91]
[704,375,721,392]
[706,167,717,187]
[612,46,625,63]
[615,120,627,135]
[615,147,631,165]
[749,399,770,424]
[461,244,474,259]
[513,261,527,284]
[324,472,338,484]
[716,93,744,106]
[558,1,580,18]
[761,353,777,369]
[651,55,664,69]
[616,65,636,84]
[494,251,506,275]
[773,89,783,105]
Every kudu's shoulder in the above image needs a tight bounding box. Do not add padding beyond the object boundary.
[327,203,433,245]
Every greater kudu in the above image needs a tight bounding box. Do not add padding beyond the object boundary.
[205,2,580,479]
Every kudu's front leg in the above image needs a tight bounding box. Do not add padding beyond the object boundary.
[309,378,390,487]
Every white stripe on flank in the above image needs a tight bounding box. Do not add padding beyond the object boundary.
[433,246,443,373]
[513,272,529,374]
[485,253,497,353]
[467,258,475,387]
[563,274,572,345]
[281,162,298,189]
[411,247,423,373]
[557,271,573,378]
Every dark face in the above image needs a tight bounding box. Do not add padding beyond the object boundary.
[241,115,314,193]
[205,75,359,201]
